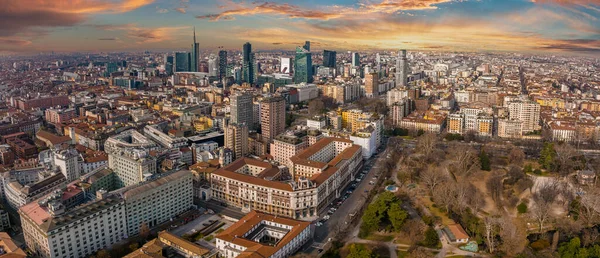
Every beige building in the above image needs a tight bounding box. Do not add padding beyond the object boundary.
[364,72,379,97]
[508,99,540,133]
[260,97,286,142]
[225,124,249,160]
[497,118,523,138]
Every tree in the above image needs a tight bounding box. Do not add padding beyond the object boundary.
[498,216,528,256]
[479,150,491,171]
[420,166,447,194]
[579,191,600,226]
[402,219,424,245]
[539,142,555,170]
[558,237,583,258]
[139,222,150,240]
[416,133,437,159]
[508,147,525,166]
[531,180,560,232]
[420,226,440,248]
[517,202,528,214]
[388,202,408,232]
[554,143,581,177]
[483,216,500,253]
[308,98,325,116]
[408,247,434,258]
[449,144,479,177]
[486,173,503,207]
[96,250,111,258]
[347,244,374,258]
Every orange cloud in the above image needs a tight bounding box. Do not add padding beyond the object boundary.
[197,0,457,21]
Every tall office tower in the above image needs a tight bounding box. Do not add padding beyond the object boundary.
[323,50,336,68]
[191,27,200,72]
[165,55,174,75]
[174,51,190,72]
[352,52,360,67]
[208,55,218,77]
[395,50,409,87]
[225,123,249,160]
[242,42,255,84]
[376,53,381,72]
[304,41,310,51]
[105,62,118,76]
[260,96,286,142]
[218,50,227,80]
[230,92,254,130]
[280,57,292,74]
[365,72,379,97]
[294,42,312,83]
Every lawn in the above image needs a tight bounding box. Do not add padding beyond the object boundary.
[364,233,395,242]
[420,196,455,225]
[397,250,408,258]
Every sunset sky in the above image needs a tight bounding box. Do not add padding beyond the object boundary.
[1,0,599,55]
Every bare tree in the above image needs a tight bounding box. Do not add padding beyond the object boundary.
[580,191,600,226]
[530,180,560,232]
[508,147,525,166]
[498,216,528,256]
[408,247,434,258]
[433,182,454,212]
[486,172,504,207]
[416,133,437,159]
[449,144,479,177]
[554,143,581,178]
[420,166,447,194]
[483,216,500,253]
[402,219,425,245]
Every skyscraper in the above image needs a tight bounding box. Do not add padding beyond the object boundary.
[218,50,227,80]
[294,42,312,83]
[174,51,190,72]
[165,55,174,75]
[242,42,255,84]
[105,62,118,77]
[225,123,249,160]
[191,27,200,72]
[376,53,381,73]
[280,57,292,74]
[395,50,409,87]
[230,92,254,130]
[323,50,336,68]
[352,52,360,67]
[208,55,218,77]
[260,96,286,142]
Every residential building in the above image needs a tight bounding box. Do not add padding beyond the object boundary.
[225,124,249,160]
[260,97,286,142]
[365,73,379,97]
[395,50,409,87]
[105,130,158,187]
[270,133,308,168]
[45,108,76,125]
[230,92,254,130]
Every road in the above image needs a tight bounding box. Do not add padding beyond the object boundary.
[306,142,392,255]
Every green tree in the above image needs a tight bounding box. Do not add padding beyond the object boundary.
[421,226,441,248]
[539,142,556,170]
[517,203,528,214]
[387,202,408,232]
[347,244,375,258]
[558,237,583,258]
[479,150,491,171]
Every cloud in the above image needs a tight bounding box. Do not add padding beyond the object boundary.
[175,7,187,14]
[537,39,600,52]
[98,37,119,40]
[531,0,600,5]
[156,7,169,13]
[196,0,458,21]
[0,37,32,46]
[0,0,154,37]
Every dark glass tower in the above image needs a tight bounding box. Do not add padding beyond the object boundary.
[242,42,254,84]
[218,50,227,80]
[191,27,200,72]
[323,50,336,68]
[294,42,312,83]
[174,52,190,72]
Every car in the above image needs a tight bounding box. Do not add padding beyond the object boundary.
[369,181,375,185]
[316,222,323,227]
[327,210,334,215]
[352,183,357,187]
[323,215,330,220]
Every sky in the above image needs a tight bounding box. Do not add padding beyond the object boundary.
[0,0,599,55]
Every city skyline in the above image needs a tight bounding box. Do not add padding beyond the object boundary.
[0,0,599,55]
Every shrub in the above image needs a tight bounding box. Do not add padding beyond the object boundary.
[533,169,542,175]
[517,202,528,214]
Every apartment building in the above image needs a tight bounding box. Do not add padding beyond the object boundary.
[270,133,308,168]
[260,97,286,142]
[45,108,77,125]
[105,130,158,187]
[225,123,249,160]
[508,99,541,133]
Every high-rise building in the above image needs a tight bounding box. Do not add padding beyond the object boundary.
[395,50,409,87]
[230,92,254,129]
[225,124,249,160]
[376,53,381,73]
[218,50,227,80]
[294,43,312,83]
[365,72,379,97]
[191,27,200,72]
[174,51,190,72]
[104,130,158,188]
[208,55,218,77]
[165,55,174,75]
[508,99,540,133]
[105,62,118,77]
[323,50,336,68]
[352,52,360,67]
[242,42,255,84]
[53,147,82,182]
[303,41,310,51]
[280,57,292,74]
[260,97,286,142]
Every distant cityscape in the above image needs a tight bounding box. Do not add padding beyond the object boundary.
[0,21,598,258]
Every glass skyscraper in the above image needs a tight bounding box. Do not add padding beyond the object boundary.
[191,28,200,72]
[174,52,190,72]
[294,42,312,83]
[323,50,336,68]
[242,42,255,84]
[218,50,227,80]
